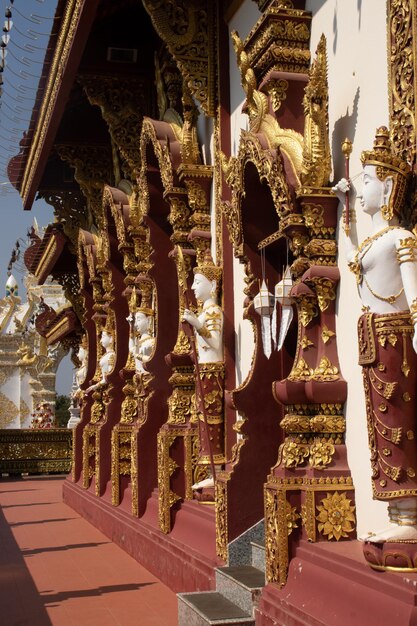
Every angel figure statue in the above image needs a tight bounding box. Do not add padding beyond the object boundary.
[333,126,417,543]
[182,249,225,491]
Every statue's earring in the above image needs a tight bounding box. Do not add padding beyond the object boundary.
[381,204,393,221]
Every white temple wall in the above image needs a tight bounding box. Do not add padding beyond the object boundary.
[307,0,390,535]
[20,371,33,428]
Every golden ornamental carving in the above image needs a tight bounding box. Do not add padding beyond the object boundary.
[312,356,339,382]
[244,5,311,79]
[167,385,194,424]
[79,75,148,180]
[114,429,133,506]
[215,474,230,561]
[304,239,337,261]
[309,440,335,469]
[143,0,215,116]
[302,203,324,229]
[388,0,415,165]
[0,430,72,475]
[265,78,289,112]
[300,35,331,189]
[137,119,175,224]
[56,144,113,229]
[281,439,309,467]
[82,427,95,489]
[167,195,191,243]
[287,357,313,382]
[221,132,294,257]
[316,492,356,541]
[184,428,199,500]
[321,324,335,344]
[300,336,314,350]
[0,393,19,428]
[265,487,289,586]
[231,31,304,180]
[297,295,319,327]
[285,500,301,535]
[310,414,346,433]
[90,395,105,424]
[300,490,316,542]
[157,431,181,534]
[308,277,336,312]
[280,414,311,433]
[185,178,212,229]
[120,391,137,425]
[173,329,191,355]
[288,232,309,257]
[39,190,91,254]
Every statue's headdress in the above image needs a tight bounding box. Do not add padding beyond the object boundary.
[80,333,88,349]
[129,286,154,317]
[360,126,411,220]
[103,309,115,334]
[193,248,222,284]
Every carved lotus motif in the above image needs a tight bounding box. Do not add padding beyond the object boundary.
[316,491,356,541]
[285,500,301,536]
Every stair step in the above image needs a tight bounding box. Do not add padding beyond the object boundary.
[216,565,265,614]
[178,591,255,625]
[250,540,265,573]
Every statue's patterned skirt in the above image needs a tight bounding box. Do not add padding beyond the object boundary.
[196,362,226,465]
[358,311,417,500]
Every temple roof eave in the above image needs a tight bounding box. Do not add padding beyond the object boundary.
[11,0,100,210]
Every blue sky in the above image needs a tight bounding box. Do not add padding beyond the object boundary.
[0,0,73,394]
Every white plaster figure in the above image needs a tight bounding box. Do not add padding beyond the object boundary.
[334,127,417,542]
[182,251,224,491]
[86,330,115,394]
[127,310,155,373]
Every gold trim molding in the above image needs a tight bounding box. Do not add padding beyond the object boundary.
[388,0,417,165]
[21,0,85,203]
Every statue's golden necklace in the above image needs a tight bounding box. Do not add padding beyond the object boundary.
[349,225,405,303]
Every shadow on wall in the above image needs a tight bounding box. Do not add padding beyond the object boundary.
[332,87,360,183]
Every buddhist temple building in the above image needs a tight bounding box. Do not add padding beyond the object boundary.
[5,0,417,623]
[0,271,73,429]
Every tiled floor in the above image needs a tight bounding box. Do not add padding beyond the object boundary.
[0,475,178,625]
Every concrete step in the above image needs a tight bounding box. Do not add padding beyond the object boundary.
[215,565,265,615]
[178,591,255,626]
[250,540,265,573]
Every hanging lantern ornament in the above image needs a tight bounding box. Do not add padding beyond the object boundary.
[0,41,8,68]
[4,7,12,34]
[254,279,275,358]
[274,266,293,351]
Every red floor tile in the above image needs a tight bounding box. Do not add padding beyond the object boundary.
[0,476,178,625]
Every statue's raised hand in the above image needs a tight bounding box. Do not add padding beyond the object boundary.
[182,308,201,330]
[331,177,351,204]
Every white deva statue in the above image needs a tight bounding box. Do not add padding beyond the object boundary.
[182,249,225,490]
[86,320,115,394]
[127,309,155,373]
[334,126,417,542]
[68,336,89,427]
[74,338,88,395]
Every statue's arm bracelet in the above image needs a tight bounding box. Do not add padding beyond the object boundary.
[197,326,211,339]
[397,237,417,265]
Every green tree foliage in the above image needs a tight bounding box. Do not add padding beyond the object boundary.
[55,395,70,428]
